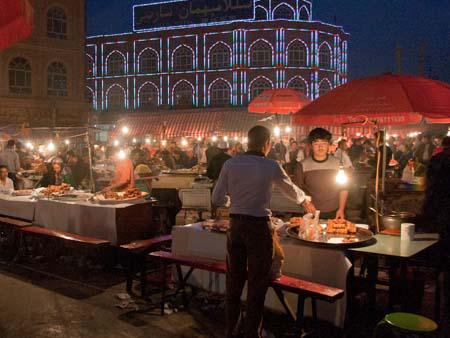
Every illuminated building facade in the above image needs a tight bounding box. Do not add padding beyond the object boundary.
[86,0,349,121]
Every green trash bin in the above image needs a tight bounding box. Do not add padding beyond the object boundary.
[373,312,438,338]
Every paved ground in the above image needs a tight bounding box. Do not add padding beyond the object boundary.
[0,257,448,338]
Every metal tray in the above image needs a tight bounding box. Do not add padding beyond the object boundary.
[286,226,375,248]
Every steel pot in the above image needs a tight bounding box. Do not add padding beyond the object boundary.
[381,211,416,230]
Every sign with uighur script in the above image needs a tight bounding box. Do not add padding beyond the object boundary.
[133,0,254,31]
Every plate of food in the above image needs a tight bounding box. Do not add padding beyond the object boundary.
[37,183,73,197]
[11,189,34,196]
[286,218,374,247]
[201,219,230,233]
[94,188,149,204]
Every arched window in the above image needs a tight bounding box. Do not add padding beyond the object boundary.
[210,80,231,106]
[107,52,125,76]
[139,83,158,109]
[287,41,307,67]
[8,57,31,94]
[107,85,125,110]
[319,44,332,69]
[250,40,272,67]
[299,6,309,20]
[85,87,94,106]
[288,77,308,95]
[47,7,67,39]
[173,46,194,72]
[173,81,194,106]
[250,78,272,101]
[273,4,295,20]
[47,62,67,97]
[255,6,268,20]
[209,43,231,69]
[86,55,94,77]
[139,49,158,73]
[318,80,331,96]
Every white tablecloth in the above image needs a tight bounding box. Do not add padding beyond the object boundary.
[172,223,351,328]
[0,194,36,221]
[34,199,149,245]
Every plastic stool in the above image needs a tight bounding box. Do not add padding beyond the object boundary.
[373,312,438,338]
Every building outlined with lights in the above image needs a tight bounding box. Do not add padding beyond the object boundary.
[86,0,349,122]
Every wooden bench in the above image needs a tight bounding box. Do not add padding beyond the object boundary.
[120,235,172,296]
[149,250,344,327]
[0,216,32,228]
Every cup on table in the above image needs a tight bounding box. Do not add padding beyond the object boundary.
[401,223,415,241]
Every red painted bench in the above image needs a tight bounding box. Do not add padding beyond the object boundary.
[18,225,110,246]
[149,250,344,326]
[120,235,172,295]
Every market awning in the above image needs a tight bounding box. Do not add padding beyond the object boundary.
[248,88,311,114]
[0,0,33,51]
[111,108,293,139]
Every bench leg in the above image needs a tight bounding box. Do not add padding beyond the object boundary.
[139,256,147,299]
[296,295,306,328]
[272,287,296,321]
[161,260,167,315]
[126,254,135,294]
[176,264,191,309]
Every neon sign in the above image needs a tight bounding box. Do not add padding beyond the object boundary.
[134,0,254,31]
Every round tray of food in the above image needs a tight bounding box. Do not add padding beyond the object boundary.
[285,218,374,248]
[93,188,149,204]
[201,219,230,233]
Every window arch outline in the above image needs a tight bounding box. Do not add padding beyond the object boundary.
[248,76,274,102]
[208,78,232,106]
[318,78,332,97]
[47,61,68,97]
[105,83,127,110]
[207,41,232,70]
[272,3,295,20]
[255,5,269,20]
[286,76,309,97]
[286,39,309,67]
[8,56,32,94]
[85,86,97,110]
[105,50,126,76]
[298,5,310,20]
[248,39,274,67]
[86,53,95,77]
[137,81,160,108]
[46,6,67,39]
[171,44,195,72]
[137,47,160,74]
[318,41,333,69]
[171,79,195,106]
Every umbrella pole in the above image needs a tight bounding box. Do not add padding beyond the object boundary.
[374,127,382,234]
[381,127,387,194]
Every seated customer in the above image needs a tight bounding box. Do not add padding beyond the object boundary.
[38,158,74,187]
[0,165,14,194]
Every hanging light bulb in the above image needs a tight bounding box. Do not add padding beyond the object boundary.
[145,138,151,144]
[121,126,129,135]
[113,140,120,147]
[273,126,281,137]
[117,149,126,160]
[211,135,218,142]
[161,140,167,147]
[197,136,202,142]
[181,139,188,147]
[64,139,70,145]
[47,142,56,152]
[242,136,248,144]
[132,138,137,144]
[336,166,348,185]
[233,136,238,141]
[223,136,229,142]
[26,142,34,150]
[285,126,292,134]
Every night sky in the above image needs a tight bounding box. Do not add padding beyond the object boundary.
[87,0,450,83]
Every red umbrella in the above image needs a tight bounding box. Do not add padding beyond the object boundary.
[293,74,450,126]
[0,0,33,51]
[248,88,311,114]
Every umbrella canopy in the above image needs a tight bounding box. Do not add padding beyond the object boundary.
[293,74,450,126]
[0,0,33,51]
[248,88,311,114]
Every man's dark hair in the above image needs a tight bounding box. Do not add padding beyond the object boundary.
[66,150,76,158]
[6,139,15,148]
[308,128,332,144]
[248,125,271,151]
[0,165,8,171]
[338,139,347,147]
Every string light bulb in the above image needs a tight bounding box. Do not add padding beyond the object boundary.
[132,138,137,144]
[161,140,167,146]
[145,138,151,144]
[121,126,129,135]
[274,126,281,137]
[336,166,348,185]
[211,135,218,142]
[223,136,228,142]
[26,142,33,150]
[285,126,292,133]
[64,139,70,145]
[117,150,126,160]
[47,142,56,152]
[113,140,120,147]
[181,139,188,147]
